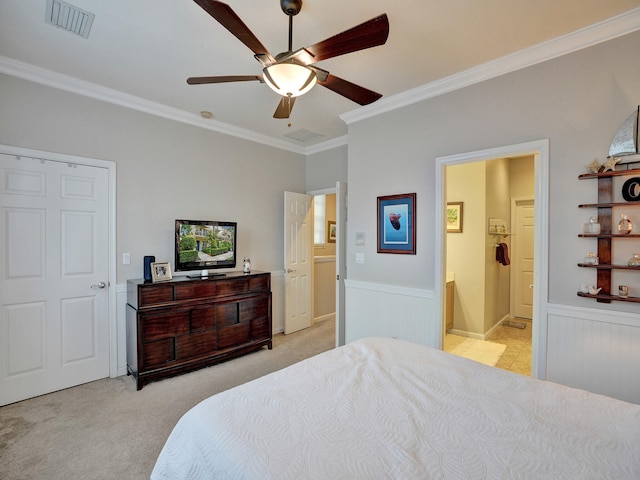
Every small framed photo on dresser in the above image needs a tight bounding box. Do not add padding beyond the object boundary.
[151,262,172,282]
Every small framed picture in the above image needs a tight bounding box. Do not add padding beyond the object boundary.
[151,262,172,282]
[446,202,463,233]
[377,193,416,254]
[328,221,336,243]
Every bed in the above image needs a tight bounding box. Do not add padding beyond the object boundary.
[151,337,640,479]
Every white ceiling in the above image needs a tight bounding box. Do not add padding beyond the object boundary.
[1,0,640,153]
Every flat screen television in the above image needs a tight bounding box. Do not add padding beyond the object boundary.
[175,219,237,273]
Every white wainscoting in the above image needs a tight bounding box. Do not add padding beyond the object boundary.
[344,280,438,348]
[546,303,640,404]
[114,270,286,377]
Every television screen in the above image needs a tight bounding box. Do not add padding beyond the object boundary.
[175,219,237,272]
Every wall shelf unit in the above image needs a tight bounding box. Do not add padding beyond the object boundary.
[577,167,640,303]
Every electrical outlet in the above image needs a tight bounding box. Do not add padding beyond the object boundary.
[123,253,130,265]
[355,253,364,264]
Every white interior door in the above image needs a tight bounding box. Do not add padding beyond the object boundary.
[0,153,110,406]
[512,198,534,319]
[335,181,347,347]
[284,191,312,334]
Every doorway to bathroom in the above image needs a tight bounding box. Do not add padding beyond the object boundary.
[435,140,549,379]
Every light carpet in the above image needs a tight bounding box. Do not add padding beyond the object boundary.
[0,319,335,480]
[445,334,506,366]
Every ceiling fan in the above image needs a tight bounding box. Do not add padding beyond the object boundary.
[188,0,389,119]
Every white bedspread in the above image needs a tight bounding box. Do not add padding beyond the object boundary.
[151,337,640,479]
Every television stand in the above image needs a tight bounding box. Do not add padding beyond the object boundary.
[126,271,272,390]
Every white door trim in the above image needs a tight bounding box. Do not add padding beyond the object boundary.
[435,139,549,379]
[0,144,117,377]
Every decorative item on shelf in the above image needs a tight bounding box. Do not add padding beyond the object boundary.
[621,177,640,202]
[618,285,629,298]
[588,285,602,295]
[583,252,599,265]
[617,213,633,234]
[627,253,640,266]
[601,156,621,173]
[150,261,172,282]
[583,217,600,234]
[580,283,589,294]
[243,257,251,273]
[586,159,601,174]
[143,255,155,282]
[608,105,639,158]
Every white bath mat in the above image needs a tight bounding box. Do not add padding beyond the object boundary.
[445,335,506,366]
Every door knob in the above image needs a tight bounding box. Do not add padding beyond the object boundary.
[91,281,106,289]
[286,269,296,273]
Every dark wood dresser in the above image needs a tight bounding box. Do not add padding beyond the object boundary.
[126,271,272,390]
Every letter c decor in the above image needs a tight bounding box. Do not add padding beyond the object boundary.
[622,177,640,202]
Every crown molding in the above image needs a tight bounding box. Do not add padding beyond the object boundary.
[341,6,640,125]
[2,7,639,155]
[0,55,307,155]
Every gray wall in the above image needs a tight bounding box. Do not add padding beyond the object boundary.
[0,74,305,284]
[345,29,640,312]
[305,144,347,192]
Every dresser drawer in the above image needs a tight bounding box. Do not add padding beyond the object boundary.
[142,339,175,368]
[141,310,190,342]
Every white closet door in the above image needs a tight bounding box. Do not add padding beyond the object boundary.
[1,154,110,405]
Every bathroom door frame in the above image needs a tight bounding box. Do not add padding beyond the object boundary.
[435,139,549,379]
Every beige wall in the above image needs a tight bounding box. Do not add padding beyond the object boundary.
[446,162,486,334]
[313,194,336,321]
[446,158,515,336]
[484,158,512,332]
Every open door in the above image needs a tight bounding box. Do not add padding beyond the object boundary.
[284,191,313,334]
[335,181,347,347]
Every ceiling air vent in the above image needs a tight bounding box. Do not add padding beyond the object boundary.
[284,129,324,143]
[45,0,95,38]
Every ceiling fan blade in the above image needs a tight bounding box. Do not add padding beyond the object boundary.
[317,74,382,106]
[192,0,275,63]
[187,75,263,85]
[303,14,389,64]
[273,96,296,119]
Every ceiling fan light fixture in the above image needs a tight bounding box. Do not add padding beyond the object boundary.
[263,63,316,97]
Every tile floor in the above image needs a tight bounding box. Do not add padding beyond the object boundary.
[446,318,533,376]
[486,318,532,376]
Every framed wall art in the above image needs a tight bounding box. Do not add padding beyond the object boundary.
[446,202,463,233]
[327,221,336,243]
[377,193,416,254]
